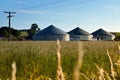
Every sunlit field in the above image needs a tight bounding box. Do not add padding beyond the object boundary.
[0,41,120,80]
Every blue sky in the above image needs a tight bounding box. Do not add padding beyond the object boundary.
[0,0,120,32]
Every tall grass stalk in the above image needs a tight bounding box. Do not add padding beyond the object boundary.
[74,42,84,80]
[11,61,16,80]
[80,72,89,80]
[116,44,120,66]
[56,40,65,80]
[95,64,105,80]
[118,44,120,53]
[107,50,116,80]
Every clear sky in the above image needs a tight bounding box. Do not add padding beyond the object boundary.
[0,0,120,33]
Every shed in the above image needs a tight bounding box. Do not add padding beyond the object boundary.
[33,25,69,41]
[68,27,93,41]
[92,28,115,40]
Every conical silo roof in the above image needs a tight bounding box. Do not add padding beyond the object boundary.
[92,28,112,36]
[35,25,67,35]
[68,27,91,35]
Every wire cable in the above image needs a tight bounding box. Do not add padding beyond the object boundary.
[43,0,96,9]
[21,0,70,10]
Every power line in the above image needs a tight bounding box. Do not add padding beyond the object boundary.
[43,0,96,10]
[1,0,96,13]
[16,0,96,12]
[21,0,70,10]
[4,11,16,41]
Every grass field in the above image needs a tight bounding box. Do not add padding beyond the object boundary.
[0,41,120,80]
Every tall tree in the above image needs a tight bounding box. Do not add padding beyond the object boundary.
[27,23,40,36]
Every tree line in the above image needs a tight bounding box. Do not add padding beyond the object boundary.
[0,23,40,40]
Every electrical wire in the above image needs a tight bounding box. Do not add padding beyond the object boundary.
[42,0,96,10]
[1,0,96,13]
[21,0,70,10]
[1,0,96,12]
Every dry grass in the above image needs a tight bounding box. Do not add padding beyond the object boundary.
[0,41,120,80]
[106,50,116,80]
[56,40,65,80]
[74,42,84,80]
[11,61,16,80]
[94,45,120,80]
[118,44,120,53]
[95,64,105,80]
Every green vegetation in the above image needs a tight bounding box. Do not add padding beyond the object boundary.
[0,26,21,39]
[27,23,40,36]
[112,32,120,41]
[20,30,28,37]
[0,41,120,80]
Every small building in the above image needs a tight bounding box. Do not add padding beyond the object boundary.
[68,27,93,41]
[92,28,115,40]
[33,25,69,41]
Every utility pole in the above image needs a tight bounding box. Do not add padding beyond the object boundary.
[4,11,16,41]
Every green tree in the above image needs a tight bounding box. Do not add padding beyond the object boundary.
[0,27,9,37]
[11,29,21,38]
[0,26,21,39]
[112,32,120,41]
[2,30,9,37]
[27,23,40,36]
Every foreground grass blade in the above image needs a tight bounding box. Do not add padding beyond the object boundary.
[12,61,17,80]
[74,42,84,80]
[56,39,65,80]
